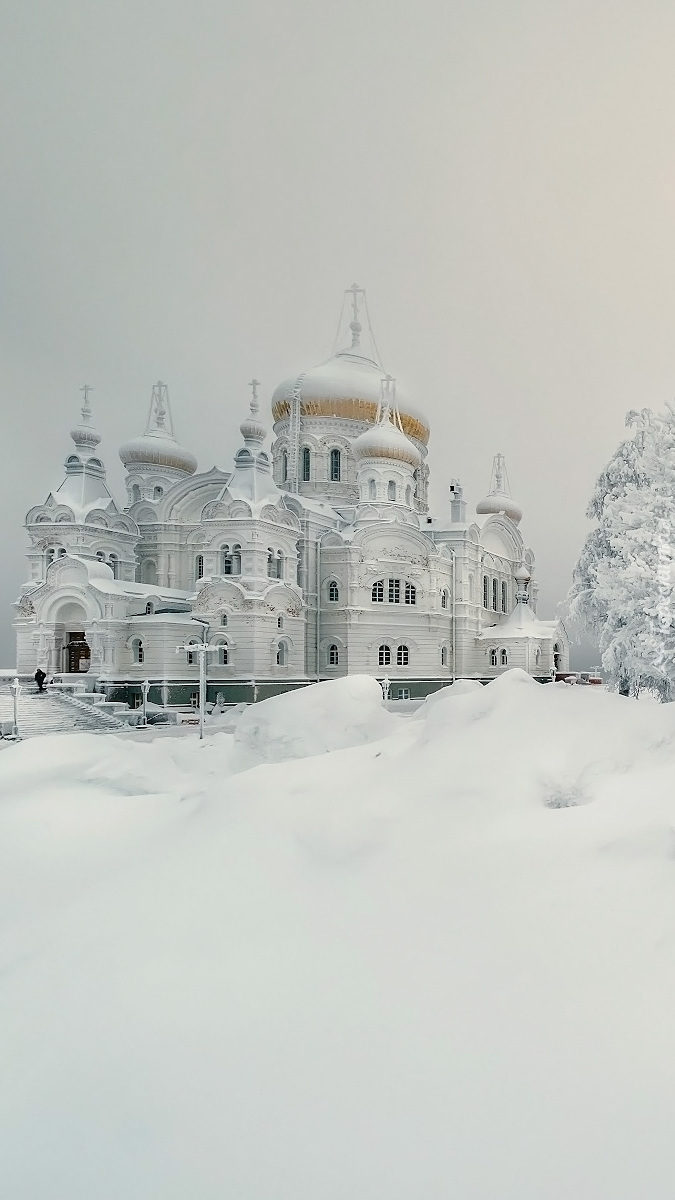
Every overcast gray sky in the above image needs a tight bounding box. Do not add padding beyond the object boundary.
[2,0,674,667]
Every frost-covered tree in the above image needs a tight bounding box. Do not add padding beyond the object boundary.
[569,407,675,698]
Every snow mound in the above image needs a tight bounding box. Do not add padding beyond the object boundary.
[233,675,398,764]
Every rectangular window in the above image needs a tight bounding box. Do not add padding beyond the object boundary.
[397,688,411,700]
[301,447,311,482]
[388,578,400,604]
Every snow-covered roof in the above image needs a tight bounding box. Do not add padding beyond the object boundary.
[479,601,559,641]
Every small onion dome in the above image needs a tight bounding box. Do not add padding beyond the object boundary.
[353,415,421,468]
[240,412,266,444]
[119,431,197,475]
[515,563,531,583]
[476,491,523,525]
[70,420,101,452]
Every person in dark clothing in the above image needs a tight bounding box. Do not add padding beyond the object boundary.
[34,668,47,692]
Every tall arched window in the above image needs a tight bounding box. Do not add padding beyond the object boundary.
[330,448,341,481]
[372,580,384,603]
[328,581,339,602]
[483,575,489,608]
[145,602,154,615]
[301,447,311,482]
[387,480,396,501]
[404,582,416,605]
[405,485,412,506]
[492,578,498,611]
[133,639,144,664]
[108,553,119,579]
[275,550,284,580]
[500,648,508,666]
[490,648,498,667]
[187,643,198,665]
[378,644,391,667]
[397,645,409,666]
[281,449,288,483]
[46,548,55,567]
[501,581,508,613]
[221,614,228,627]
[219,644,229,666]
[195,555,204,581]
[232,544,241,575]
[222,546,232,574]
[441,589,448,609]
[535,647,541,666]
[328,644,339,666]
[131,484,141,504]
[267,549,274,578]
[277,615,284,629]
[441,645,448,666]
[276,641,288,666]
[368,479,376,500]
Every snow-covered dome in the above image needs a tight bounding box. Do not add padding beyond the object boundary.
[120,383,197,476]
[476,454,522,525]
[354,412,421,468]
[515,563,531,583]
[271,326,430,448]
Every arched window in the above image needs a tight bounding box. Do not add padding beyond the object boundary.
[500,648,508,666]
[277,615,284,629]
[132,639,144,664]
[378,644,391,667]
[131,484,141,504]
[397,645,409,666]
[219,644,229,666]
[142,559,157,585]
[96,551,105,562]
[221,614,228,627]
[468,574,474,603]
[490,648,498,667]
[387,480,396,501]
[328,644,339,666]
[441,645,448,666]
[267,549,274,578]
[368,479,376,500]
[330,448,341,482]
[492,578,498,611]
[501,581,508,613]
[301,447,311,482]
[195,555,204,581]
[405,485,412,506]
[483,575,489,608]
[441,589,448,609]
[535,647,541,666]
[554,642,561,671]
[276,641,288,666]
[221,545,232,575]
[281,450,288,483]
[328,581,339,602]
[232,544,241,575]
[108,553,118,579]
[153,486,163,500]
[145,602,154,615]
[58,548,67,558]
[404,582,416,606]
[187,643,198,665]
[372,580,384,603]
[46,548,55,566]
[275,550,284,580]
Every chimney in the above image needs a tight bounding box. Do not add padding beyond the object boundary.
[449,479,466,523]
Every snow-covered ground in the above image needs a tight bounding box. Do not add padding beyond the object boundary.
[2,671,675,1199]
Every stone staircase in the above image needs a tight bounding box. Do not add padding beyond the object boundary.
[0,684,128,740]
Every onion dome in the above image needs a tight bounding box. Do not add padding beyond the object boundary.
[271,287,430,447]
[120,382,197,475]
[476,453,522,525]
[353,380,421,468]
[515,563,531,583]
[70,386,101,455]
[239,378,267,446]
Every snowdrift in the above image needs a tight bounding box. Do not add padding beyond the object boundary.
[3,671,675,1199]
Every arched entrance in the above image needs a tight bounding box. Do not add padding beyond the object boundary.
[52,600,91,674]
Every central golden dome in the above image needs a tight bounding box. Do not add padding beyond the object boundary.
[271,345,430,447]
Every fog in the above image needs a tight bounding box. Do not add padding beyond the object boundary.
[2,0,675,667]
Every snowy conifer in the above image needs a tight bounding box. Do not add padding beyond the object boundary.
[569,407,675,698]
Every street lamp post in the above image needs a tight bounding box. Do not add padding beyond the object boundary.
[9,676,21,738]
[140,678,150,727]
[176,641,219,740]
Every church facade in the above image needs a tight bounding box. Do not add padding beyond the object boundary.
[14,290,569,706]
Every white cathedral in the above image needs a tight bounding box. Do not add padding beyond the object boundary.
[14,288,569,707]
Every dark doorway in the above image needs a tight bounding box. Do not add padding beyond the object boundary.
[66,632,90,673]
